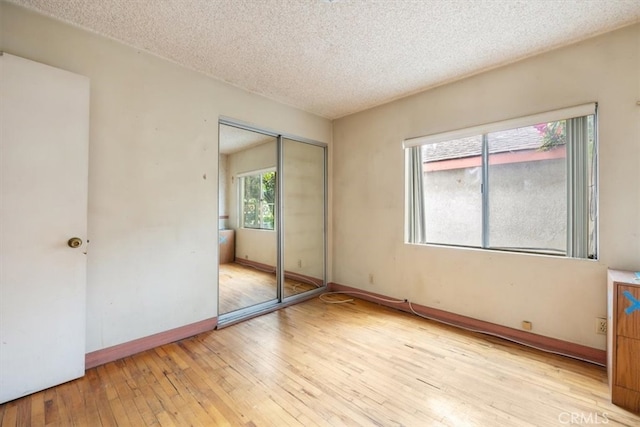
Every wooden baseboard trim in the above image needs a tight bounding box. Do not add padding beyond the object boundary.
[85,316,218,369]
[235,258,275,273]
[235,258,323,287]
[328,282,606,366]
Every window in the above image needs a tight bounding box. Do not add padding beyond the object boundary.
[239,169,276,230]
[405,104,597,259]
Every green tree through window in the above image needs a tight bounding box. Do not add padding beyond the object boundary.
[241,171,276,230]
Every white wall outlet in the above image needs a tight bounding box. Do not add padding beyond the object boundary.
[522,320,532,331]
[596,317,607,335]
[368,273,374,284]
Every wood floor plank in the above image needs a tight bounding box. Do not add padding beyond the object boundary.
[27,391,44,427]
[0,403,16,427]
[42,388,57,426]
[58,381,90,427]
[52,384,75,427]
[14,396,30,427]
[2,296,640,426]
[219,262,318,315]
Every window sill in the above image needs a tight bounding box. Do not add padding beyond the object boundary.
[404,241,598,262]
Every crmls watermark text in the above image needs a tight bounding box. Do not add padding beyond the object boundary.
[558,412,609,424]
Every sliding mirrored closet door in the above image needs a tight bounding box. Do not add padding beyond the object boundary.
[282,138,326,298]
[218,121,327,325]
[218,124,278,316]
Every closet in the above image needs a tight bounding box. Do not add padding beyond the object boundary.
[217,120,327,325]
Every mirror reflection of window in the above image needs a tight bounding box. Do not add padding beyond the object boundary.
[218,122,327,325]
[218,124,278,316]
[239,170,276,230]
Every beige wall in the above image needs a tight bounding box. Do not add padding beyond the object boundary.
[283,139,326,281]
[1,2,331,352]
[333,24,640,350]
[218,153,229,230]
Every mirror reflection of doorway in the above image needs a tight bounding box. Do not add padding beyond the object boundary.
[218,121,327,325]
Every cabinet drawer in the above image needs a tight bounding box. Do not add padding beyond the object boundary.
[617,285,640,339]
[616,336,640,389]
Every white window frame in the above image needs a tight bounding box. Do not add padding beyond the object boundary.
[238,167,277,231]
[404,103,598,259]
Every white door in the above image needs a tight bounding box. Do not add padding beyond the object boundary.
[0,53,89,403]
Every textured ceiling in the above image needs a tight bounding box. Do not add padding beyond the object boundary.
[8,0,640,119]
[219,123,276,155]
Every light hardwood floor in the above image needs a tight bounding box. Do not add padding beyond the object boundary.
[1,296,639,426]
[219,262,317,315]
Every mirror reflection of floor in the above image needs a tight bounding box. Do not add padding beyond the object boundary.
[219,262,318,315]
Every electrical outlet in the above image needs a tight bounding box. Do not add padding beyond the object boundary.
[522,320,532,331]
[297,259,302,268]
[596,317,607,335]
[368,273,374,284]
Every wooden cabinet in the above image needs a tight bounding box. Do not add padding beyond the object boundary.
[608,269,640,413]
[219,229,235,264]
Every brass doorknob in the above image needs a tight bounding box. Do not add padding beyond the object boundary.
[67,237,83,248]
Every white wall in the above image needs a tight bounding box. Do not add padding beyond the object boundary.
[1,2,331,352]
[333,24,640,350]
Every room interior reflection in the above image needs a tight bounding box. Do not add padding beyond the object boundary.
[218,124,326,316]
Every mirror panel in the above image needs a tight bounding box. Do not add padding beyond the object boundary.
[219,124,278,315]
[282,138,326,298]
